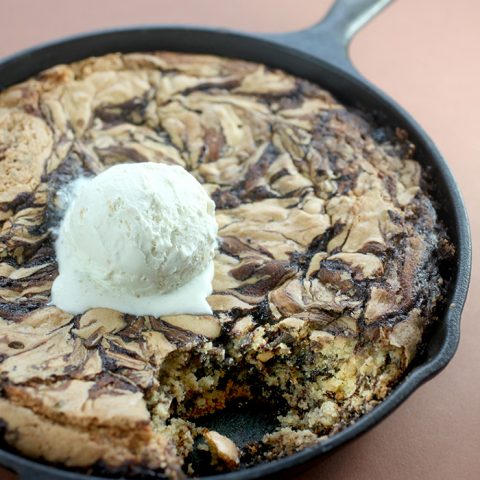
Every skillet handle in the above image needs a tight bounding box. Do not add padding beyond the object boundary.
[268,0,392,77]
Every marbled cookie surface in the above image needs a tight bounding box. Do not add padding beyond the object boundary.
[0,52,451,477]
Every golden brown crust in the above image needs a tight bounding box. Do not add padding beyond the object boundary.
[0,51,450,477]
[0,400,182,474]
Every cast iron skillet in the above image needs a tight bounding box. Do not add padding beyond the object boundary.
[0,0,472,479]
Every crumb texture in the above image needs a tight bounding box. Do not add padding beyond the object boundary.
[0,52,450,477]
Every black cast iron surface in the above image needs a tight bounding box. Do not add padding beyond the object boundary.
[0,1,471,479]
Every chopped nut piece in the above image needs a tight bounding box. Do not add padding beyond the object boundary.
[204,430,240,469]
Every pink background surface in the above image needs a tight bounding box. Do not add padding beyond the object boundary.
[0,1,479,479]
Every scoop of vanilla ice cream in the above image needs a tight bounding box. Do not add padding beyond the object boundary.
[51,163,217,316]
